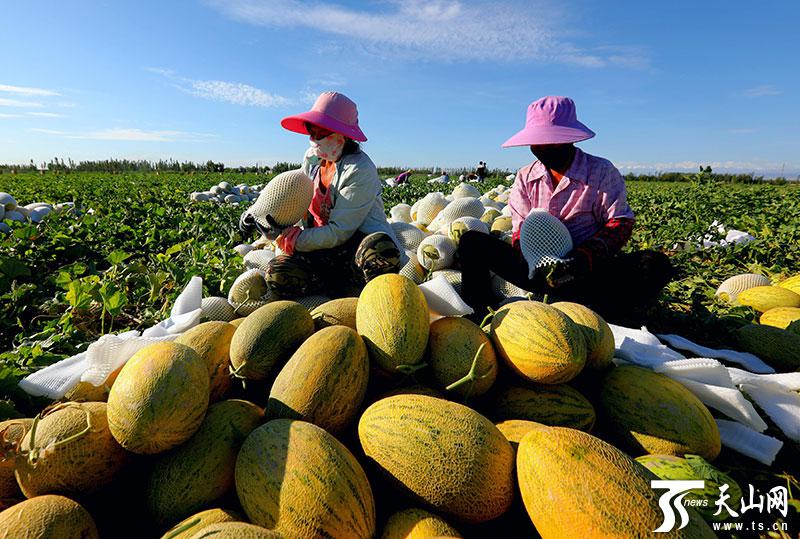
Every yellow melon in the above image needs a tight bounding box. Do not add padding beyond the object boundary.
[428,317,497,397]
[107,342,210,454]
[175,321,237,402]
[490,301,586,384]
[777,274,800,295]
[0,418,32,509]
[356,274,429,374]
[188,522,282,538]
[736,285,800,312]
[517,425,715,538]
[160,508,243,539]
[0,494,99,538]
[381,508,462,539]
[551,302,614,370]
[310,297,359,331]
[760,307,800,330]
[15,402,129,498]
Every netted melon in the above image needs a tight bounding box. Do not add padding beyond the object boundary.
[551,302,614,370]
[735,324,800,371]
[381,508,462,539]
[428,317,497,397]
[229,300,315,380]
[146,400,264,526]
[107,342,210,454]
[248,169,314,227]
[417,235,457,271]
[310,297,358,331]
[236,419,375,538]
[493,385,595,431]
[0,494,99,538]
[188,522,282,538]
[356,274,429,374]
[15,402,128,498]
[0,418,32,509]
[176,321,237,403]
[160,508,243,539]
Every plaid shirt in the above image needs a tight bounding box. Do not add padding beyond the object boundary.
[509,148,634,268]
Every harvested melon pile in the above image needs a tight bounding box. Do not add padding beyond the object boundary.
[0,191,75,233]
[6,269,798,538]
[189,181,264,205]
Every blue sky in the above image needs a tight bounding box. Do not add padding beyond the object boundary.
[1,0,798,175]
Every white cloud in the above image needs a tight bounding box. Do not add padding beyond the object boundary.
[0,98,44,108]
[147,67,292,107]
[0,84,60,97]
[28,127,216,142]
[206,0,644,66]
[744,85,780,98]
[0,113,22,118]
[187,80,292,107]
[28,112,64,118]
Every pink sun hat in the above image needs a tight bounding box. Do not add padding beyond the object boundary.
[281,91,367,142]
[502,96,595,147]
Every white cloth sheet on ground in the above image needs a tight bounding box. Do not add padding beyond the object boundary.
[18,276,204,400]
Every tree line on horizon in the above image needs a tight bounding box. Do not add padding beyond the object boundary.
[0,158,793,184]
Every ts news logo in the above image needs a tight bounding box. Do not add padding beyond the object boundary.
[651,480,705,532]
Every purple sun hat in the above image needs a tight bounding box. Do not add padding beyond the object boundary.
[281,91,367,142]
[502,96,595,147]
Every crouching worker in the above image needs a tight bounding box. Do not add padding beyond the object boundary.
[240,92,405,299]
[459,96,673,322]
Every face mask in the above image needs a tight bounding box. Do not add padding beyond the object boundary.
[531,145,575,172]
[309,132,346,162]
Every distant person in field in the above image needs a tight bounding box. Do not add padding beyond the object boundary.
[395,169,412,185]
[242,92,404,299]
[458,95,673,322]
[476,161,488,182]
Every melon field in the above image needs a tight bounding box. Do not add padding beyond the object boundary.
[0,169,798,538]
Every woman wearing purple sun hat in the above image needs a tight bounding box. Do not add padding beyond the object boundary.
[459,96,673,323]
[242,91,405,299]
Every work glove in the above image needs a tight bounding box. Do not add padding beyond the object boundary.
[239,212,286,241]
[540,250,591,289]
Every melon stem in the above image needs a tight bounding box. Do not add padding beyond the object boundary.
[478,308,496,329]
[445,342,488,392]
[27,407,93,466]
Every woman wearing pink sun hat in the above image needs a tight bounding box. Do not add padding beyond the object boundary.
[459,96,673,324]
[248,91,405,299]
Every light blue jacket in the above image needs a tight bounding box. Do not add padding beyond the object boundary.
[295,147,406,263]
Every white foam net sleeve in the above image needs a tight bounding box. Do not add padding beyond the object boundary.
[519,209,573,278]
[247,169,313,228]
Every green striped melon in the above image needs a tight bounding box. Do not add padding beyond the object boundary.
[229,300,315,380]
[759,306,800,330]
[310,297,358,331]
[0,494,99,539]
[381,508,462,539]
[358,394,514,523]
[146,400,264,526]
[236,419,375,538]
[15,402,128,498]
[160,508,243,539]
[599,365,721,460]
[490,301,586,384]
[176,321,237,403]
[551,302,614,370]
[735,324,800,371]
[188,522,283,538]
[107,342,210,454]
[736,285,800,312]
[517,425,715,538]
[636,454,743,522]
[356,274,429,374]
[428,317,497,397]
[0,418,32,509]
[777,274,800,295]
[267,326,369,433]
[493,385,595,431]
